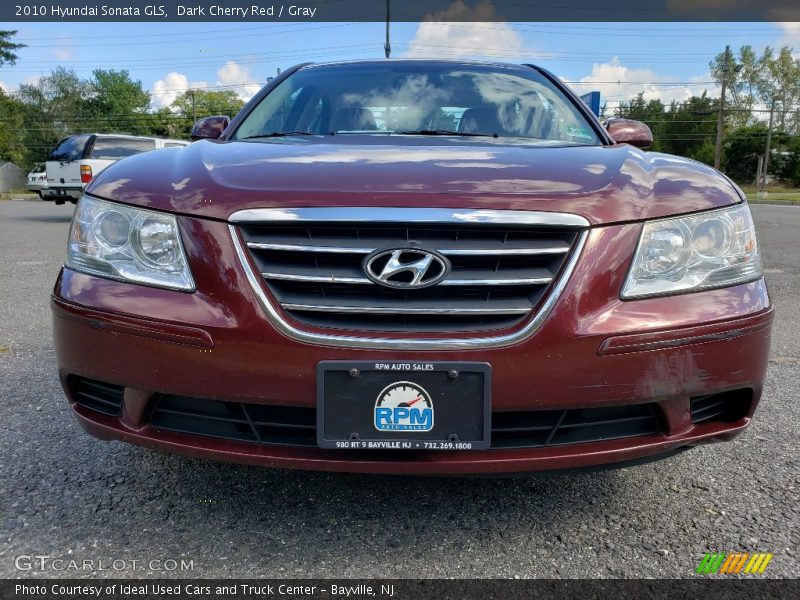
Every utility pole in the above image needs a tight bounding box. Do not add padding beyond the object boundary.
[714,45,731,170]
[761,96,777,193]
[384,0,391,59]
[189,89,196,123]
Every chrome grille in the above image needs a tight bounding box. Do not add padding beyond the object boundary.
[230,208,587,347]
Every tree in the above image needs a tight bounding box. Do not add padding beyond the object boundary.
[14,68,92,167]
[759,46,800,134]
[147,107,190,139]
[722,125,772,183]
[615,94,667,152]
[85,69,151,134]
[710,45,762,130]
[781,136,800,186]
[0,30,24,66]
[171,89,244,123]
[0,91,27,165]
[710,44,800,135]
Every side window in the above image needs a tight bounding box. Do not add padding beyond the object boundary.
[233,85,306,138]
[164,142,187,148]
[261,88,303,133]
[90,138,156,159]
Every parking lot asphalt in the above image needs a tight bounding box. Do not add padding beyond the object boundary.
[0,198,797,579]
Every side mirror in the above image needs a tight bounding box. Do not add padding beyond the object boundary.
[605,118,653,148]
[190,115,230,141]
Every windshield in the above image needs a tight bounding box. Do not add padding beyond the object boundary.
[232,62,601,145]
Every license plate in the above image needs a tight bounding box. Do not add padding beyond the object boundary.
[317,361,491,450]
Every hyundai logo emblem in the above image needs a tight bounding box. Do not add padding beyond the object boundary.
[363,248,450,289]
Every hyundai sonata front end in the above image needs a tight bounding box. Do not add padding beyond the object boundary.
[52,60,772,474]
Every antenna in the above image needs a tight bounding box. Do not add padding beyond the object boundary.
[384,0,391,59]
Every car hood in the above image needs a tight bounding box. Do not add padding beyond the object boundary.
[87,137,741,225]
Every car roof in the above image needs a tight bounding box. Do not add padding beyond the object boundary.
[61,133,187,143]
[300,59,537,72]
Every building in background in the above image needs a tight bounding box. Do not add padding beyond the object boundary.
[0,162,27,193]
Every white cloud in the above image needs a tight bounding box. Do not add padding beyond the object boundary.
[151,72,209,109]
[404,1,533,60]
[151,60,260,110]
[52,47,73,61]
[775,22,800,50]
[215,61,261,102]
[51,36,74,62]
[568,58,718,110]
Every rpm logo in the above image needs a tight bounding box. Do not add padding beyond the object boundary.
[374,381,434,432]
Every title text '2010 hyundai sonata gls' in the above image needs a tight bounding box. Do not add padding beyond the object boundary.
[52,60,772,474]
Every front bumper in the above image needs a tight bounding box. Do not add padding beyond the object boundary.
[52,216,773,474]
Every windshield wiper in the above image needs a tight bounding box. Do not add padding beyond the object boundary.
[395,129,498,138]
[239,131,318,139]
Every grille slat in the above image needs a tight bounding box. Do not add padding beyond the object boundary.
[150,395,317,447]
[147,394,662,450]
[281,297,533,316]
[238,217,580,333]
[261,266,554,287]
[247,239,572,256]
[492,404,661,449]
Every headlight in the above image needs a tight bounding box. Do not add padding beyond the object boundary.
[622,204,761,299]
[66,195,195,291]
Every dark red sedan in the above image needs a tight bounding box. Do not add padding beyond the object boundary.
[52,60,772,474]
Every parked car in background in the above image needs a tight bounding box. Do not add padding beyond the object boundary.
[53,60,772,474]
[25,163,56,199]
[46,134,189,204]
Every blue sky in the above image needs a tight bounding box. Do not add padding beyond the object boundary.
[1,19,797,109]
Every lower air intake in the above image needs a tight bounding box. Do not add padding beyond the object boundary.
[690,389,752,424]
[70,376,124,417]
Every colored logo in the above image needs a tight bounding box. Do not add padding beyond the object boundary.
[696,552,773,575]
[363,248,449,289]
[374,381,434,432]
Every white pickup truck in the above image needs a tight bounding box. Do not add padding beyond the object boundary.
[46,133,188,204]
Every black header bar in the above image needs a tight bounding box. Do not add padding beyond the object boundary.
[2,0,800,23]
[3,579,800,600]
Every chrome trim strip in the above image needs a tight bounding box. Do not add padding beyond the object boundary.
[282,304,531,316]
[249,241,571,257]
[230,207,590,228]
[442,277,552,286]
[248,242,372,254]
[263,272,552,287]
[230,223,588,350]
[440,246,570,256]
[263,272,370,284]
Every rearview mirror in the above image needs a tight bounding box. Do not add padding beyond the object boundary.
[190,115,231,141]
[605,118,653,148]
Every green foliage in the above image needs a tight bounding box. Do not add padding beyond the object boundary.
[7,67,194,169]
[85,69,151,133]
[722,124,789,183]
[783,138,800,187]
[166,90,244,138]
[0,30,25,66]
[710,44,800,134]
[171,90,244,120]
[614,93,719,163]
[0,91,27,165]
